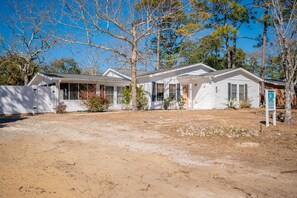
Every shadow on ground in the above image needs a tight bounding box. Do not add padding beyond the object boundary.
[0,115,27,128]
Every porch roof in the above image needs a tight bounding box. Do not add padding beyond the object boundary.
[43,72,130,83]
[29,72,131,86]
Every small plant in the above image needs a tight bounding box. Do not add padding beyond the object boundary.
[177,97,186,110]
[163,96,174,110]
[225,98,237,109]
[240,99,252,108]
[122,85,148,110]
[83,95,110,112]
[56,103,66,113]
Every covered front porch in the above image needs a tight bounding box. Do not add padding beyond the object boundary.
[55,80,130,111]
[178,75,214,110]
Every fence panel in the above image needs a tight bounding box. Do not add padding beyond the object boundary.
[0,86,54,115]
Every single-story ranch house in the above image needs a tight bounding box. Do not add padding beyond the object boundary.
[28,63,262,112]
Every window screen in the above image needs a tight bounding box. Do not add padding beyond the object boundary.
[105,86,114,104]
[60,83,69,100]
[70,83,79,100]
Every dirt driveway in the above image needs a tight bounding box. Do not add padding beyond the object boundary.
[0,109,296,197]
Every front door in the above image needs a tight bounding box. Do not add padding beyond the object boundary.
[182,85,188,108]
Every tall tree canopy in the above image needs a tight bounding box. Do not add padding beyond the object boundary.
[43,58,81,74]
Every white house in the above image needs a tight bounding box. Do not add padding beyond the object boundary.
[28,63,262,112]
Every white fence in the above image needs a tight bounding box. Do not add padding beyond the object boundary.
[0,86,54,115]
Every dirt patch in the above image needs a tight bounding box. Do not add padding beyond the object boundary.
[0,109,296,197]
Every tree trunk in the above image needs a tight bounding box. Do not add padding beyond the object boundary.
[24,63,29,86]
[285,81,292,124]
[131,25,138,111]
[290,82,296,107]
[24,74,29,86]
[231,30,237,68]
[226,36,231,69]
[260,7,268,104]
[156,24,161,70]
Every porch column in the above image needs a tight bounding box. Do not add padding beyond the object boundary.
[113,86,117,105]
[189,82,193,109]
[96,83,100,95]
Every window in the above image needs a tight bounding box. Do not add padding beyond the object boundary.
[169,84,176,100]
[70,83,79,100]
[60,83,68,100]
[156,83,164,101]
[117,87,125,104]
[60,83,96,100]
[239,85,245,101]
[231,84,237,100]
[105,86,114,104]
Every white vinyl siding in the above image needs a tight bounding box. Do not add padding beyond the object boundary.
[213,74,259,109]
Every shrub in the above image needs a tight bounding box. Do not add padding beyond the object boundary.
[177,97,186,110]
[122,85,148,110]
[240,99,252,109]
[83,95,110,112]
[225,98,237,109]
[163,96,174,110]
[56,103,66,113]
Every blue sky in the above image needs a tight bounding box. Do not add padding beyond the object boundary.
[0,0,274,72]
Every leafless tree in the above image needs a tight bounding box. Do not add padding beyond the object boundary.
[2,1,56,85]
[270,0,297,124]
[52,0,167,110]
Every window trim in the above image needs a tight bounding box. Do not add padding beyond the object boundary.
[231,84,237,100]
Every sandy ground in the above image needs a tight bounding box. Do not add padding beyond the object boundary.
[0,109,296,198]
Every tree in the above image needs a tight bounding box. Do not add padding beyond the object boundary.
[0,54,37,85]
[43,58,81,74]
[270,0,297,124]
[192,0,253,68]
[254,0,273,104]
[52,0,165,111]
[1,1,56,85]
[138,0,186,70]
[180,35,225,69]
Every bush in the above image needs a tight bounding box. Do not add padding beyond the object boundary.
[240,99,252,109]
[177,97,186,110]
[163,96,174,110]
[56,103,66,113]
[83,95,110,112]
[225,98,237,109]
[122,85,148,110]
